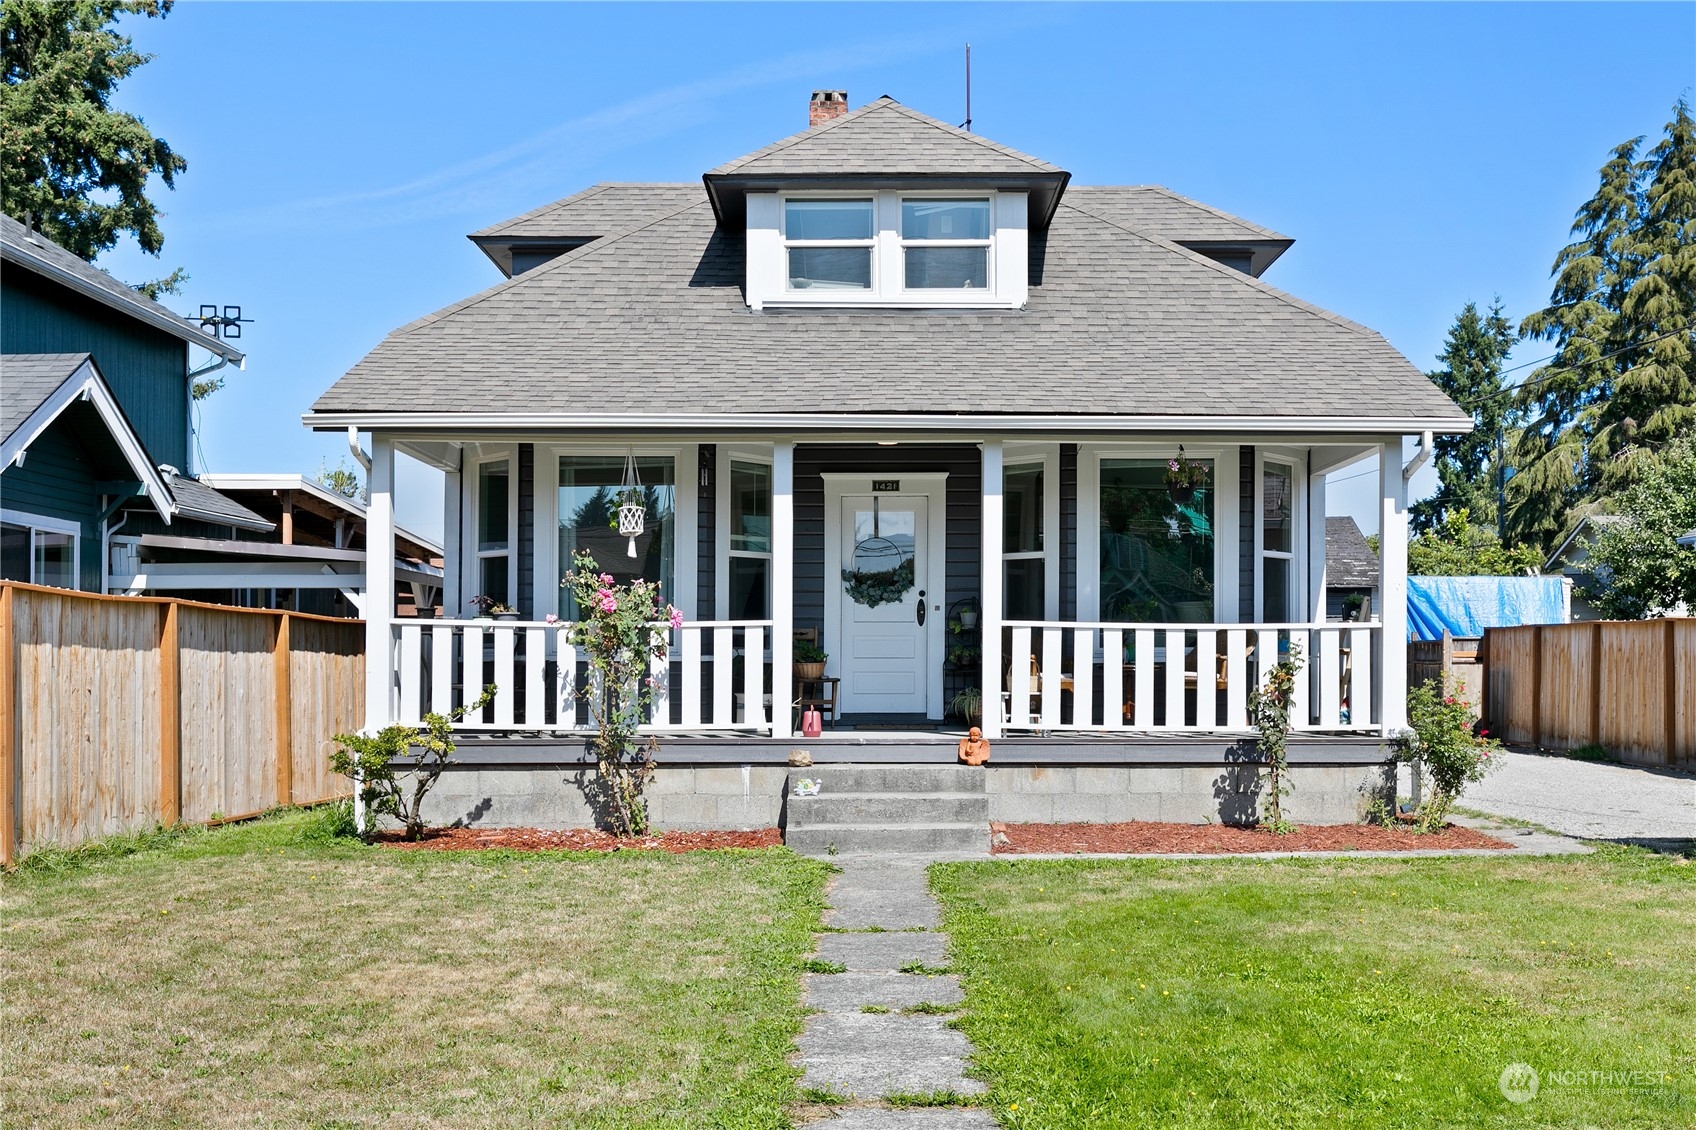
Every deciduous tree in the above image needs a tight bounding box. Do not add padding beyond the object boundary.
[1583,439,1696,618]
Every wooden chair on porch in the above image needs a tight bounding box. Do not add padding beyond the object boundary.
[792,628,840,729]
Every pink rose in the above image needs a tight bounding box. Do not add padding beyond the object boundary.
[669,607,684,630]
[599,595,618,613]
[544,614,559,625]
[599,573,614,585]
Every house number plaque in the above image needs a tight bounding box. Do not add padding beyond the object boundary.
[872,480,900,493]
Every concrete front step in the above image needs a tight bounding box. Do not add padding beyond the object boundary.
[788,792,990,827]
[787,822,987,856]
[796,764,988,795]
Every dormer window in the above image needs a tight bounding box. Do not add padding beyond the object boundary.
[747,189,1028,310]
[902,199,990,289]
[785,199,874,290]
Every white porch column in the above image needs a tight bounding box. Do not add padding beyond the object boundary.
[1307,463,1328,622]
[980,439,1004,739]
[771,440,794,738]
[359,432,396,833]
[1378,440,1410,734]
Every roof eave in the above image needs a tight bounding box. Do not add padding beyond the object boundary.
[703,170,1071,231]
[0,243,245,365]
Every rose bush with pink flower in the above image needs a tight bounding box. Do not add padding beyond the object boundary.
[558,550,683,836]
[1399,676,1501,831]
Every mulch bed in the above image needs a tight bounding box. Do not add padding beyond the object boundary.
[375,827,783,853]
[990,820,1513,855]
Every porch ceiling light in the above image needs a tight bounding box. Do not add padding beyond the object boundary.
[877,440,898,446]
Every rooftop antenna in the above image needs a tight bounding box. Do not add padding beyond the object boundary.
[961,43,972,132]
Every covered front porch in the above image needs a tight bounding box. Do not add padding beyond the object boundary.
[359,428,1414,745]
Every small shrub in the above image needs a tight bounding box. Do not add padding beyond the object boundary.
[298,799,360,843]
[1400,676,1501,831]
[1567,743,1615,763]
[330,687,496,840]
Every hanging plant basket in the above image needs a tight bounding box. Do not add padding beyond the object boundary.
[1164,445,1208,507]
[842,556,916,608]
[613,450,646,559]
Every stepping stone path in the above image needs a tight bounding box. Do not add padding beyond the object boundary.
[798,854,997,1128]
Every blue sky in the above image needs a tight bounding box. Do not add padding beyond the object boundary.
[95,1,1695,540]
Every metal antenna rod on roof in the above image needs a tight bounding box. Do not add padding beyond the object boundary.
[961,43,972,132]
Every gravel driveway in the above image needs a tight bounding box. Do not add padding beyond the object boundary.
[1435,750,1696,846]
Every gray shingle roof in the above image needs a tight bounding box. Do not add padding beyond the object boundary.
[1065,185,1289,244]
[470,183,703,241]
[163,471,275,532]
[1326,517,1380,587]
[0,214,242,361]
[2,352,91,443]
[312,196,1468,424]
[708,96,1061,176]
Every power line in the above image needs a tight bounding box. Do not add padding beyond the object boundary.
[1456,326,1692,408]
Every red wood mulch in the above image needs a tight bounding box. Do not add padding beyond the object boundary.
[991,821,1512,855]
[375,827,783,853]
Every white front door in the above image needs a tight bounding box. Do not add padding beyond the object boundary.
[838,494,929,715]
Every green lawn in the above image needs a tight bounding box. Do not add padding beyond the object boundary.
[931,849,1696,1129]
[1,809,829,1129]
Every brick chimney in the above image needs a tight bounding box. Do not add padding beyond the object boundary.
[809,90,848,128]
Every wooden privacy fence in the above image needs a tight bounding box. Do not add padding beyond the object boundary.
[1408,632,1484,708]
[1483,619,1696,766]
[0,582,363,865]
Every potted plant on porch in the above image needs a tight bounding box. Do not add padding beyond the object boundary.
[794,638,828,681]
[469,595,519,621]
[951,686,984,727]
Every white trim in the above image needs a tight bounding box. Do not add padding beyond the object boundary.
[0,508,81,588]
[364,434,396,736]
[1378,441,1410,733]
[1254,451,1302,622]
[1,357,173,521]
[821,471,950,719]
[307,411,1474,436]
[771,442,794,739]
[1078,442,1240,624]
[466,448,519,615]
[980,440,1004,738]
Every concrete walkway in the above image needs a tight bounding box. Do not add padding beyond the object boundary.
[1419,750,1696,848]
[799,855,996,1128]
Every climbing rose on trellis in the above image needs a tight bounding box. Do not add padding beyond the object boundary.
[558,551,682,836]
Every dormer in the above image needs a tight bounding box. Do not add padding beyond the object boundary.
[703,94,1069,311]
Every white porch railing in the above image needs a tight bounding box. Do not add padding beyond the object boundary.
[999,621,1381,735]
[389,619,774,733]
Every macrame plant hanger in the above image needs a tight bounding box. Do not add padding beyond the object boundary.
[617,449,645,558]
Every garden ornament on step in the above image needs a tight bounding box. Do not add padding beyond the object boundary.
[956,726,991,766]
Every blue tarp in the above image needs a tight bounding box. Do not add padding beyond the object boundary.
[1406,576,1570,641]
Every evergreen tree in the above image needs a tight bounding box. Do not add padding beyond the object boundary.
[1410,301,1518,534]
[1,1,185,259]
[1509,101,1696,552]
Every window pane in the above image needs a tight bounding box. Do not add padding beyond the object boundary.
[1264,555,1290,623]
[477,460,509,552]
[34,531,74,590]
[1004,465,1043,554]
[730,461,771,553]
[785,198,873,240]
[904,246,987,289]
[1263,464,1293,554]
[728,556,770,620]
[1005,558,1045,621]
[1100,458,1214,622]
[902,199,990,240]
[479,555,509,607]
[0,523,28,582]
[788,247,871,289]
[558,455,675,618]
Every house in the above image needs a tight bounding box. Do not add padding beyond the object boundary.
[1323,516,1379,622]
[1,215,439,615]
[306,91,1469,823]
[1,213,265,591]
[1544,514,1623,621]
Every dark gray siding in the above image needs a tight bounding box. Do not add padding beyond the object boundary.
[1060,444,1077,621]
[518,444,534,616]
[793,444,981,633]
[0,413,105,590]
[2,272,190,468]
[1238,445,1254,622]
[697,444,715,619]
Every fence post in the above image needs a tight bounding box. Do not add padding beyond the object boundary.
[1478,630,1492,733]
[1667,619,1678,768]
[0,585,16,867]
[1590,621,1604,750]
[1528,625,1544,751]
[160,601,182,826]
[274,612,293,807]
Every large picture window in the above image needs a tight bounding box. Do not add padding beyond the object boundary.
[1003,462,1045,620]
[1099,458,1215,622]
[558,455,675,619]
